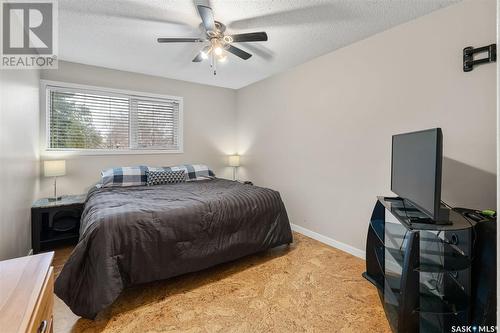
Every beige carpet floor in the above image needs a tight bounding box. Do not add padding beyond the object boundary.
[53,232,390,333]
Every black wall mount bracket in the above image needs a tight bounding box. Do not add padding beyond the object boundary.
[463,44,496,72]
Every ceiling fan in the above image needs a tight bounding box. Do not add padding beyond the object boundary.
[157,4,268,75]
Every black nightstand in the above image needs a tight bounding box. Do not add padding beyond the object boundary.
[31,194,86,254]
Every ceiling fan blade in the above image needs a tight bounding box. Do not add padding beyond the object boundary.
[226,45,252,60]
[230,32,268,43]
[192,53,203,62]
[197,5,215,32]
[193,46,210,62]
[157,37,204,43]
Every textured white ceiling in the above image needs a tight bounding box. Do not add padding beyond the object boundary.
[58,0,459,89]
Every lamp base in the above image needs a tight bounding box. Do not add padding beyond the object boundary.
[48,196,63,202]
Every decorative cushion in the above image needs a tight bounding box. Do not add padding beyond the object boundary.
[146,170,186,186]
[101,166,148,187]
[148,164,215,181]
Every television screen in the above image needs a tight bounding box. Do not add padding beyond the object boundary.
[391,128,443,221]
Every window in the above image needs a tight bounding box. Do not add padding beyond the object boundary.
[43,81,183,153]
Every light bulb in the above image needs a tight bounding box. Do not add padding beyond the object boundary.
[218,55,227,62]
[214,46,223,56]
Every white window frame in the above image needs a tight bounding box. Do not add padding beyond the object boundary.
[40,80,184,155]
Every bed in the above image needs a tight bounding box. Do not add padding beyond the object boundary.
[55,178,293,319]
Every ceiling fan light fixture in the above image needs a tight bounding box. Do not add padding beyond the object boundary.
[200,45,212,60]
[157,4,268,74]
[214,46,223,56]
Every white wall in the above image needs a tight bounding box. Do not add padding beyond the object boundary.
[39,61,237,197]
[237,0,497,251]
[0,70,40,260]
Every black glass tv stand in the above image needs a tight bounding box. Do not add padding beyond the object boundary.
[363,197,474,332]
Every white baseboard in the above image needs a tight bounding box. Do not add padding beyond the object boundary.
[291,223,366,260]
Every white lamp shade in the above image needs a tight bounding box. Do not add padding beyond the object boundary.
[228,155,240,167]
[44,160,66,177]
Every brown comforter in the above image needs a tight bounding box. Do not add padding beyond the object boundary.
[55,179,293,319]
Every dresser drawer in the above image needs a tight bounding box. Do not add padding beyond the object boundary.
[28,267,54,333]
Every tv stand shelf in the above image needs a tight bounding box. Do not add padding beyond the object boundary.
[377,196,473,231]
[379,273,469,314]
[363,197,474,332]
[371,227,472,273]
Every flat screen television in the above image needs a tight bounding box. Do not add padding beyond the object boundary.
[391,128,443,221]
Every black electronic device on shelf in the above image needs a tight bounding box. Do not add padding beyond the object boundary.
[391,128,450,224]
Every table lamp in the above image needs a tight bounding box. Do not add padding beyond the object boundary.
[228,155,240,181]
[44,160,66,201]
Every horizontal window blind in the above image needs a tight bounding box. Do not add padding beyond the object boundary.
[46,84,182,152]
[132,98,180,150]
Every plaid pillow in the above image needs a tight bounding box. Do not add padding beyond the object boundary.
[100,166,148,187]
[148,164,215,181]
[146,170,186,186]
